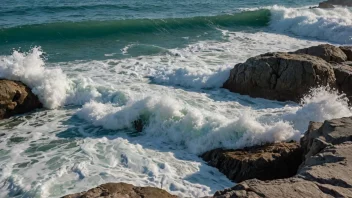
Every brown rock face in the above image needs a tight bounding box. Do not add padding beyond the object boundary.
[294,44,347,63]
[62,183,177,198]
[0,79,42,119]
[201,142,303,183]
[212,117,352,198]
[223,52,336,102]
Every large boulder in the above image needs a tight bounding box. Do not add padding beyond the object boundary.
[212,117,352,198]
[62,183,177,198]
[201,142,303,183]
[294,44,347,63]
[0,79,42,119]
[223,52,336,102]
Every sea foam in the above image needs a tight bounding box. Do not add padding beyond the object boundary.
[269,5,352,44]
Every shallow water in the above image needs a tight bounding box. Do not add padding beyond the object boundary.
[0,0,352,197]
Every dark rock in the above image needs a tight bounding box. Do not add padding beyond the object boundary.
[62,182,177,198]
[201,142,303,183]
[133,119,144,132]
[318,2,335,8]
[340,46,352,61]
[294,44,347,63]
[0,79,42,119]
[223,52,336,102]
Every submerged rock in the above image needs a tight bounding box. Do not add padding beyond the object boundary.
[62,182,177,198]
[0,79,42,119]
[223,52,336,102]
[201,142,302,183]
[212,117,352,198]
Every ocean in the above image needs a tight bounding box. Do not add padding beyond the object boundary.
[0,0,351,197]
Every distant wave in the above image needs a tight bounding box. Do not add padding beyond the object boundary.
[0,10,270,42]
[1,5,351,44]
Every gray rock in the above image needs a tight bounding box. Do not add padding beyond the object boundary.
[223,52,336,102]
[0,79,42,119]
[62,182,178,198]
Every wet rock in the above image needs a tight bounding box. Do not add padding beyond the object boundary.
[201,142,303,183]
[223,52,336,102]
[0,79,42,119]
[294,44,347,63]
[62,182,177,198]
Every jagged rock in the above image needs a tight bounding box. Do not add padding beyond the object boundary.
[201,142,303,183]
[212,117,352,198]
[62,182,177,198]
[223,52,336,102]
[301,117,352,162]
[340,46,352,61]
[294,44,347,63]
[0,79,42,119]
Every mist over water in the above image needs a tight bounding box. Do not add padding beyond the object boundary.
[1,0,352,197]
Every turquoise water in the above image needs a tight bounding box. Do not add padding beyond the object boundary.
[1,1,352,198]
[1,0,321,62]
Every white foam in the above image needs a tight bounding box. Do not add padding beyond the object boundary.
[0,47,70,109]
[0,48,130,109]
[269,5,352,44]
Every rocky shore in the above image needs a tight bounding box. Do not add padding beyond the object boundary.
[210,117,352,198]
[1,44,352,197]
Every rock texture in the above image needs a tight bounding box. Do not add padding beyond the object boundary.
[212,117,352,198]
[223,52,336,102]
[294,44,347,63]
[224,44,352,103]
[0,79,42,119]
[201,142,302,183]
[62,183,177,198]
